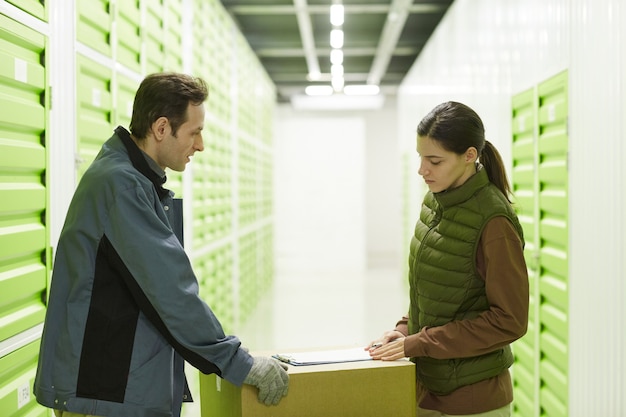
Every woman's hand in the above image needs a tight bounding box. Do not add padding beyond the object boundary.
[365,330,407,361]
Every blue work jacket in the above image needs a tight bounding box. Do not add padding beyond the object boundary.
[34,127,252,417]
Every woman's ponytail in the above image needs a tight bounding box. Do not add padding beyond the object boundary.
[481,140,513,203]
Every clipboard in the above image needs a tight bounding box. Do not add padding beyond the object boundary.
[272,347,373,366]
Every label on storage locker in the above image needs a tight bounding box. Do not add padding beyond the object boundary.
[17,380,30,409]
[14,57,27,83]
[92,87,102,107]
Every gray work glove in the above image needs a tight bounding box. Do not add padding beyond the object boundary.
[244,356,289,405]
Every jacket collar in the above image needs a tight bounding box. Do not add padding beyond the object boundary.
[115,126,170,201]
[434,164,488,209]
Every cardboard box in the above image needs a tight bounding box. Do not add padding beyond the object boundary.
[200,349,416,417]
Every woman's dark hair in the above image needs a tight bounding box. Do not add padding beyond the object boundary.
[130,73,208,139]
[417,101,513,202]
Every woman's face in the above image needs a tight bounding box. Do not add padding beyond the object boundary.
[417,135,477,193]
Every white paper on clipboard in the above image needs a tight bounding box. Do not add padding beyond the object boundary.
[273,347,373,366]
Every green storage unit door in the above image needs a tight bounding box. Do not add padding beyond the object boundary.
[164,0,183,71]
[237,39,254,138]
[5,0,46,21]
[511,87,537,417]
[192,126,232,248]
[191,0,212,81]
[537,71,568,417]
[238,232,258,322]
[257,225,273,293]
[259,150,272,219]
[238,140,256,227]
[195,245,234,333]
[144,0,166,74]
[0,14,48,417]
[76,55,113,179]
[0,340,48,416]
[511,71,569,417]
[202,0,232,126]
[511,88,538,269]
[114,72,139,129]
[76,0,112,57]
[116,0,142,72]
[0,13,47,344]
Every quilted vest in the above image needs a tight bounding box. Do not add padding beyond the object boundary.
[408,166,524,395]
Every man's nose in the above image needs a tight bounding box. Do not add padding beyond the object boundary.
[195,134,204,152]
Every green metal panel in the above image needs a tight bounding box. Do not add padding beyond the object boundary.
[164,0,183,71]
[76,55,113,179]
[237,37,255,138]
[116,0,142,72]
[203,1,232,125]
[191,0,213,81]
[0,14,47,343]
[540,275,567,311]
[187,0,276,341]
[512,72,569,417]
[0,15,46,130]
[539,386,567,417]
[511,87,538,417]
[143,0,165,74]
[0,340,48,416]
[5,0,46,22]
[238,232,258,322]
[537,70,568,417]
[257,225,273,292]
[238,140,256,226]
[113,72,139,128]
[76,0,112,57]
[167,171,183,198]
[195,245,234,333]
[260,151,272,218]
[192,125,232,248]
[511,88,536,259]
[513,362,534,417]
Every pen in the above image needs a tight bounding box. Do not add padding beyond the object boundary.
[370,342,383,349]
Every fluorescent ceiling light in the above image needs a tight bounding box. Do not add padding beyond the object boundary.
[331,76,344,92]
[330,29,344,49]
[307,70,322,81]
[330,4,344,26]
[330,49,343,65]
[305,85,334,96]
[344,84,380,96]
[331,64,344,77]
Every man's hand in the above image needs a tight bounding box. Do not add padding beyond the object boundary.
[244,357,289,405]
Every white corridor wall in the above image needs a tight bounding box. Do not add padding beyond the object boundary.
[272,98,402,274]
[273,107,367,273]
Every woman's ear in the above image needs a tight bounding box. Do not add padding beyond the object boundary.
[465,146,478,163]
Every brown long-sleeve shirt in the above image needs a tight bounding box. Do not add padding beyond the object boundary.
[396,216,529,414]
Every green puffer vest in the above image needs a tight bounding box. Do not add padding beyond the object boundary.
[408,166,524,395]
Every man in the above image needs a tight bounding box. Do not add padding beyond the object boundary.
[34,73,288,417]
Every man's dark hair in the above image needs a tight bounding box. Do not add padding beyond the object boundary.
[130,73,208,139]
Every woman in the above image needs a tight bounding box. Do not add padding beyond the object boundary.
[368,101,529,416]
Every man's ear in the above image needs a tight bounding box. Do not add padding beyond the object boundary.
[465,146,478,163]
[151,117,170,141]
